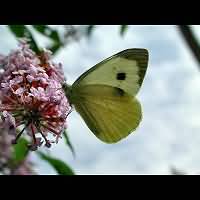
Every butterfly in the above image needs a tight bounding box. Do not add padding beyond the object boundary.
[63,49,149,143]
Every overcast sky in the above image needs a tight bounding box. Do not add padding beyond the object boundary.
[1,25,200,175]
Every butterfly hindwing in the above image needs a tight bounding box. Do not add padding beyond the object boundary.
[72,85,142,143]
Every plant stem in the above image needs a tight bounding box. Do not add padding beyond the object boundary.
[178,25,200,66]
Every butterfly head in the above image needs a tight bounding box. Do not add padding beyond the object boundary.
[62,82,73,105]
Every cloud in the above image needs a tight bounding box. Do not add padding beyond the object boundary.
[41,25,200,174]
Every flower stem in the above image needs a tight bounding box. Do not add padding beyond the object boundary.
[12,121,31,144]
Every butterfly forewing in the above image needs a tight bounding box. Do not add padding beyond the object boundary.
[72,49,149,96]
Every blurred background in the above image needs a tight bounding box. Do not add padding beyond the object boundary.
[1,25,200,175]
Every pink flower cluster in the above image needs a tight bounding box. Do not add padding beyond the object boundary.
[11,159,34,175]
[0,40,71,151]
[0,128,13,169]
[0,128,34,175]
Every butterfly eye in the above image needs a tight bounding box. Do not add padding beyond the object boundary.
[116,72,126,80]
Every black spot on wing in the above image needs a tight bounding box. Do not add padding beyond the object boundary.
[116,72,126,80]
[119,49,149,86]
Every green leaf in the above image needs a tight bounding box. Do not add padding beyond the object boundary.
[32,25,62,44]
[120,25,128,37]
[8,25,40,53]
[48,43,62,54]
[37,152,75,175]
[87,25,95,37]
[12,138,29,165]
[32,25,63,54]
[63,129,75,157]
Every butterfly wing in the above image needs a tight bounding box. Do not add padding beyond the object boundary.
[72,85,142,143]
[72,49,149,96]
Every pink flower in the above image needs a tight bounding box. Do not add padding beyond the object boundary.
[11,159,35,175]
[0,40,71,151]
[1,111,16,136]
[0,129,14,163]
[0,127,35,175]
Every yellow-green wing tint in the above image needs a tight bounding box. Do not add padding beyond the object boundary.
[72,49,149,96]
[72,85,142,143]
